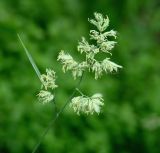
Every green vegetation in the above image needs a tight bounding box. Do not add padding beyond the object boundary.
[0,0,160,153]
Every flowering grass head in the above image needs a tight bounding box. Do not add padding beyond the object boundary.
[58,12,122,80]
[57,12,123,115]
[70,93,104,115]
[37,68,57,104]
[19,12,122,115]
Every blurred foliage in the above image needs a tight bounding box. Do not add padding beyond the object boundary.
[0,0,160,153]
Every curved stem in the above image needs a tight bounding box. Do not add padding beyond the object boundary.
[52,90,58,115]
[31,73,84,153]
[76,88,86,97]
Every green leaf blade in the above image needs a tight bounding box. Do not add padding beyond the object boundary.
[17,34,41,81]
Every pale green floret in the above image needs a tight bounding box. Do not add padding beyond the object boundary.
[78,37,96,61]
[58,50,88,79]
[37,90,54,104]
[40,69,58,90]
[77,37,99,64]
[38,68,57,104]
[89,12,109,32]
[57,50,78,72]
[92,93,103,100]
[89,30,100,41]
[70,93,104,115]
[91,59,122,79]
[103,30,117,39]
[101,58,122,73]
[78,37,91,53]
[100,41,117,54]
[70,96,84,115]
[90,29,117,55]
[78,37,99,55]
[92,61,103,80]
[90,30,117,43]
[90,93,104,114]
[72,61,88,79]
[85,52,96,63]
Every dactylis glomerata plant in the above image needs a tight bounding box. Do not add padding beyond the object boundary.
[18,12,122,152]
[38,12,122,115]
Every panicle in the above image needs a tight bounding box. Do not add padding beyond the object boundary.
[58,12,122,80]
[37,90,54,104]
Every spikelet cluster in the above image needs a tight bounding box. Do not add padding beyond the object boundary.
[58,12,122,80]
[37,90,54,104]
[70,93,104,115]
[57,51,88,79]
[58,12,123,115]
[37,69,58,104]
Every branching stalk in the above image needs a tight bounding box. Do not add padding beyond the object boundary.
[31,73,84,153]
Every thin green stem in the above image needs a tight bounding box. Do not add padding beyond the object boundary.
[76,88,85,96]
[52,90,58,115]
[31,73,84,153]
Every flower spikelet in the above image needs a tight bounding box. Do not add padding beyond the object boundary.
[58,50,88,79]
[90,93,104,114]
[70,93,104,115]
[100,41,117,54]
[41,69,58,90]
[72,61,88,79]
[37,90,54,104]
[78,37,91,53]
[57,50,77,72]
[78,37,99,53]
[37,68,57,104]
[89,12,109,32]
[92,61,103,79]
[90,30,117,44]
[101,58,122,73]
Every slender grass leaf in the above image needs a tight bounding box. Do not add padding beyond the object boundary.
[17,34,41,81]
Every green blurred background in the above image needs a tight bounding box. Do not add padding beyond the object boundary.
[0,0,160,153]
